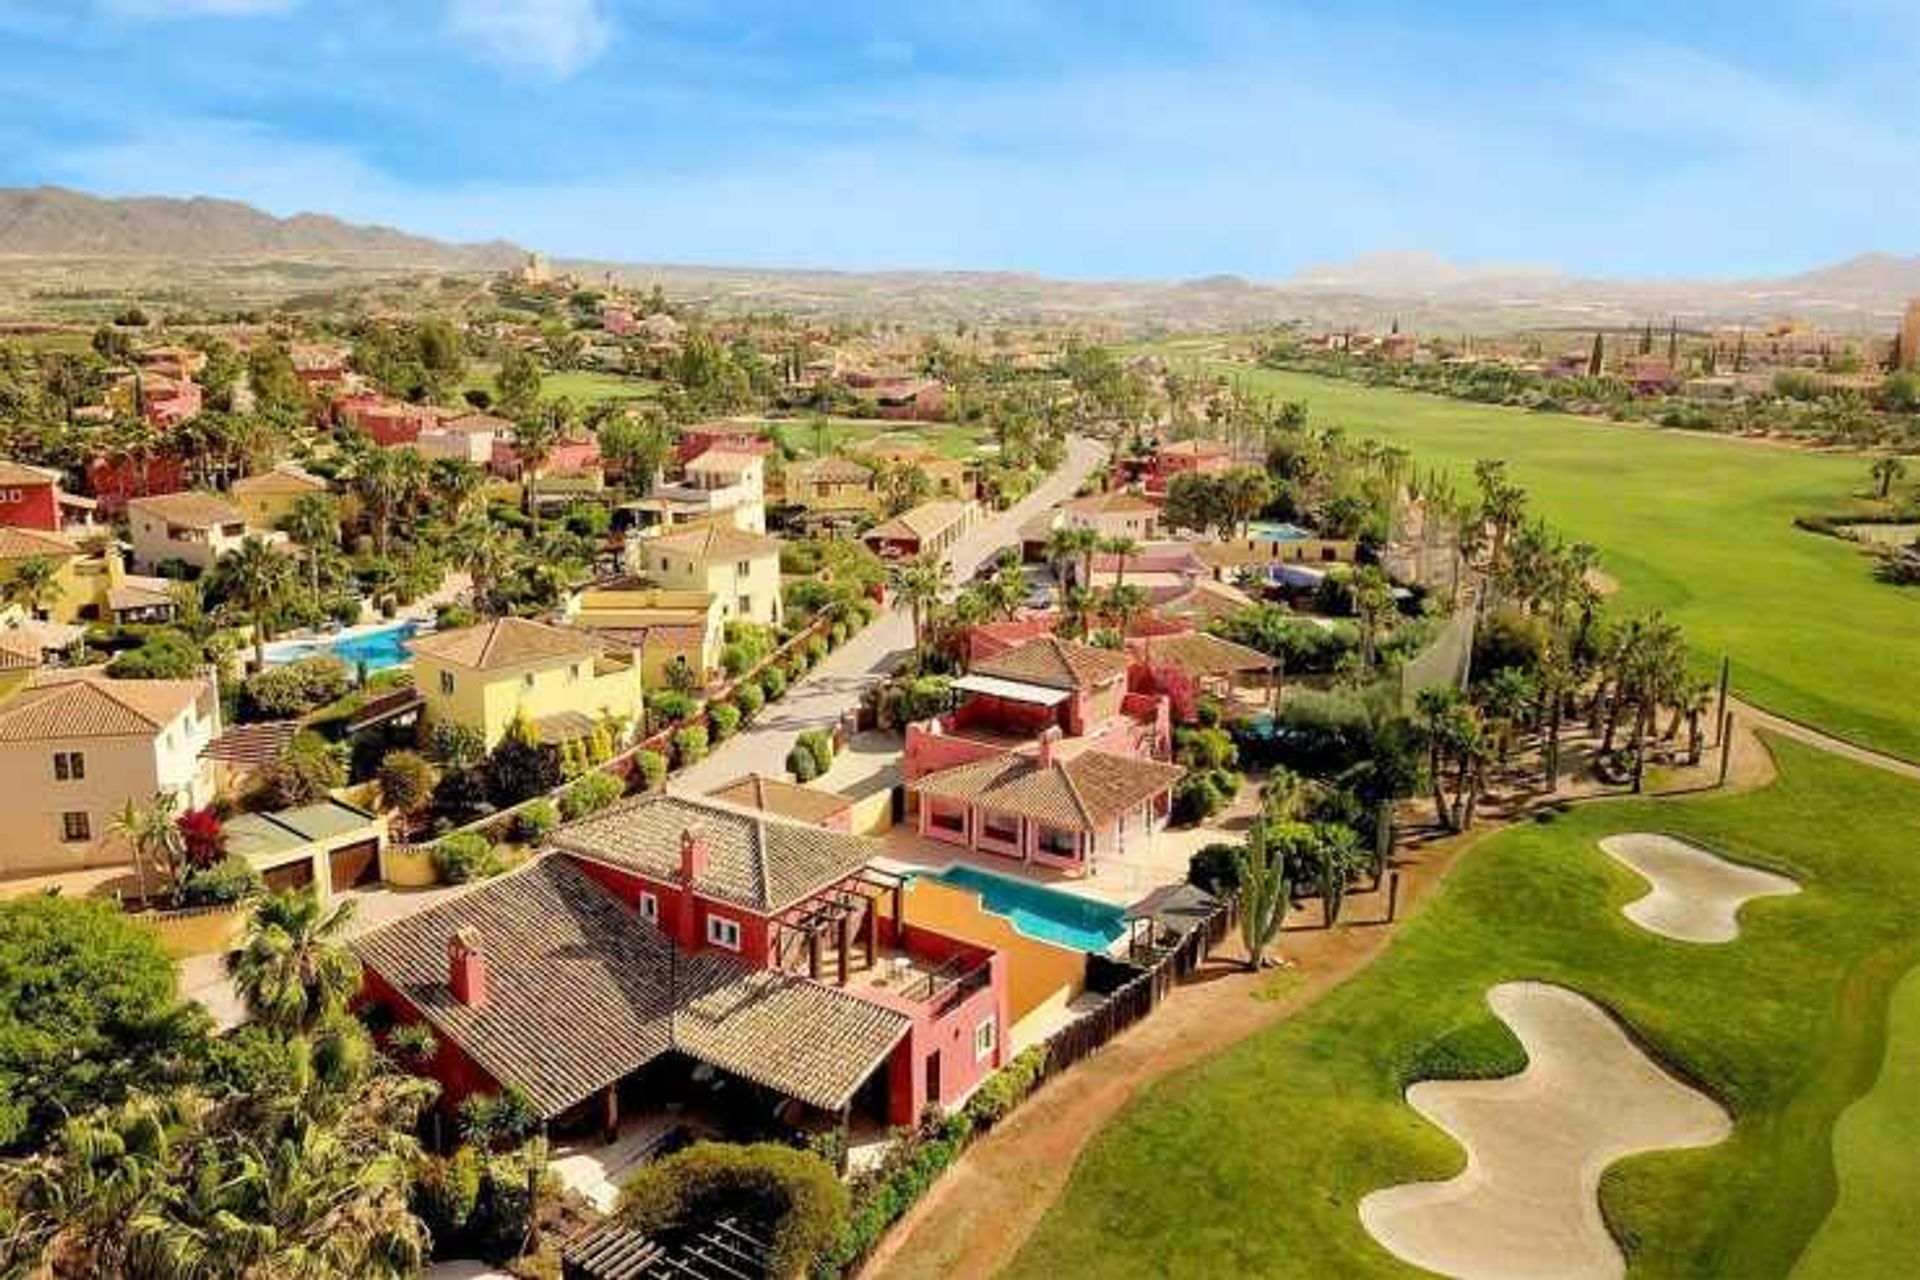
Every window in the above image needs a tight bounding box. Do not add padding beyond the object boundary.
[52,751,85,781]
[737,595,752,617]
[522,672,535,690]
[706,914,742,951]
[569,663,582,683]
[735,560,750,576]
[638,891,659,922]
[974,1016,997,1062]
[438,670,455,696]
[658,557,669,572]
[60,811,91,843]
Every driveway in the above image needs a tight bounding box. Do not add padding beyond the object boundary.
[671,435,1106,793]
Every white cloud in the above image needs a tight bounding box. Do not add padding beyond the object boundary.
[444,0,613,78]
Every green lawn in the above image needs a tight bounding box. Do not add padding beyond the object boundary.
[769,416,994,460]
[1008,737,1920,1279]
[1156,353,1920,762]
[1793,963,1920,1278]
[460,364,659,405]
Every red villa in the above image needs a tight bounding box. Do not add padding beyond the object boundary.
[334,394,447,446]
[354,793,1009,1138]
[673,424,774,466]
[0,461,97,534]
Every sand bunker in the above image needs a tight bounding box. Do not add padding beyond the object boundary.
[1360,982,1730,1280]
[1600,833,1799,944]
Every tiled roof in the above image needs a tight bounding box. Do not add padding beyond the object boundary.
[201,719,299,766]
[912,749,1184,832]
[705,774,853,825]
[865,500,969,543]
[0,675,205,741]
[0,527,78,561]
[0,629,43,671]
[1064,490,1160,516]
[0,460,59,486]
[230,465,328,496]
[1136,631,1276,676]
[647,523,783,561]
[1160,439,1231,457]
[352,857,907,1117]
[547,792,877,912]
[1161,579,1255,620]
[790,455,873,484]
[127,491,244,528]
[685,450,763,475]
[408,616,601,671]
[969,635,1129,692]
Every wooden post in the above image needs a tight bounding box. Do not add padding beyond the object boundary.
[1718,710,1734,787]
[1386,871,1401,923]
[863,901,876,969]
[837,912,851,987]
[1715,656,1731,744]
[601,1084,619,1144]
[808,928,821,981]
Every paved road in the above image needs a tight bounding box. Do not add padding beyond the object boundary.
[1731,697,1920,782]
[671,435,1106,793]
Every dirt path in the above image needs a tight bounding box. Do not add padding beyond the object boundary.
[1730,698,1920,783]
[861,729,1769,1280]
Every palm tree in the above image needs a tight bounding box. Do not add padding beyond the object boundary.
[511,403,565,533]
[226,890,362,1035]
[225,536,294,672]
[1101,582,1147,636]
[888,551,951,672]
[3,554,63,620]
[1099,534,1138,592]
[111,791,188,903]
[1349,565,1393,670]
[1870,455,1907,500]
[449,514,514,617]
[1232,824,1291,971]
[1045,524,1100,594]
[429,456,486,524]
[280,493,340,599]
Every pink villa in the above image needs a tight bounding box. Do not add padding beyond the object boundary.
[490,429,603,478]
[904,635,1182,873]
[673,424,775,466]
[334,394,447,446]
[1114,438,1234,495]
[354,793,1010,1137]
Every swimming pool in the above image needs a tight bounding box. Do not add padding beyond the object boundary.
[1246,520,1312,543]
[265,620,422,673]
[919,865,1126,952]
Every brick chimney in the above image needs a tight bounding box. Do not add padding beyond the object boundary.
[675,827,708,951]
[1037,725,1063,768]
[448,926,487,1007]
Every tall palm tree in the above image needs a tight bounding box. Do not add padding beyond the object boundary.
[1349,565,1393,670]
[3,554,63,620]
[1045,524,1100,594]
[1870,454,1907,500]
[226,890,362,1035]
[511,403,565,534]
[1099,534,1138,592]
[888,551,951,672]
[280,493,340,600]
[225,536,294,672]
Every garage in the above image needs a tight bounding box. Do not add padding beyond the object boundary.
[261,856,315,895]
[328,838,382,892]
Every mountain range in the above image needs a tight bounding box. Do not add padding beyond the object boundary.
[1,186,1915,332]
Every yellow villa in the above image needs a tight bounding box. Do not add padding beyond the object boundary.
[229,463,331,530]
[633,522,785,628]
[565,582,726,687]
[0,527,89,623]
[408,616,641,750]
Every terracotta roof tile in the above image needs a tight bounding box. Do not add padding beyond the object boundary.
[230,465,329,496]
[911,749,1184,832]
[705,774,854,825]
[864,500,970,543]
[408,617,601,671]
[0,675,206,741]
[1136,631,1276,676]
[969,635,1129,692]
[646,523,784,561]
[127,491,245,529]
[0,527,78,561]
[547,792,877,912]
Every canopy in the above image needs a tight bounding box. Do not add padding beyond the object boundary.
[952,673,1072,706]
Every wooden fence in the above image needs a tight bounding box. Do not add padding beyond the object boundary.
[1033,895,1237,1085]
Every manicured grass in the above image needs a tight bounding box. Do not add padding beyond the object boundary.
[1007,737,1920,1279]
[460,364,659,404]
[1153,352,1920,762]
[771,416,993,460]
[1793,963,1920,1278]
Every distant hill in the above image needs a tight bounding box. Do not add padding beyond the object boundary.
[1289,250,1564,293]
[0,186,522,269]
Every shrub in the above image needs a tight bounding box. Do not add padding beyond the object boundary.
[636,749,669,791]
[1174,726,1237,771]
[414,1146,484,1252]
[620,1142,848,1280]
[1171,768,1239,825]
[560,771,623,820]
[804,636,827,664]
[104,628,202,680]
[787,746,819,783]
[558,737,589,780]
[176,854,263,907]
[510,799,559,843]
[708,701,741,741]
[1188,842,1243,895]
[243,655,350,719]
[734,681,765,718]
[433,833,502,884]
[458,1086,542,1151]
[830,621,849,646]
[673,724,710,767]
[759,666,787,700]
[429,722,486,768]
[647,689,698,727]
[720,643,754,678]
[484,731,561,807]
[377,749,439,817]
[387,1021,439,1069]
[177,805,226,870]
[797,728,834,777]
[963,1046,1048,1131]
[249,745,345,810]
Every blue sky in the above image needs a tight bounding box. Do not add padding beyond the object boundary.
[0,0,1914,279]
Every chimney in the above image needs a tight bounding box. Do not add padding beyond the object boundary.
[675,827,708,952]
[448,927,487,1007]
[1038,725,1063,769]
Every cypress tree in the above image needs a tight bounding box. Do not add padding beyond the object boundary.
[1587,332,1605,378]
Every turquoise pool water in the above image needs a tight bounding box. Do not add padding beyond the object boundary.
[920,865,1126,952]
[268,621,421,673]
[1246,520,1311,543]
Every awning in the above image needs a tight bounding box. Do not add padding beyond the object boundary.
[952,673,1072,706]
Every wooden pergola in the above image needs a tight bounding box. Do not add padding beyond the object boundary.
[768,866,909,987]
